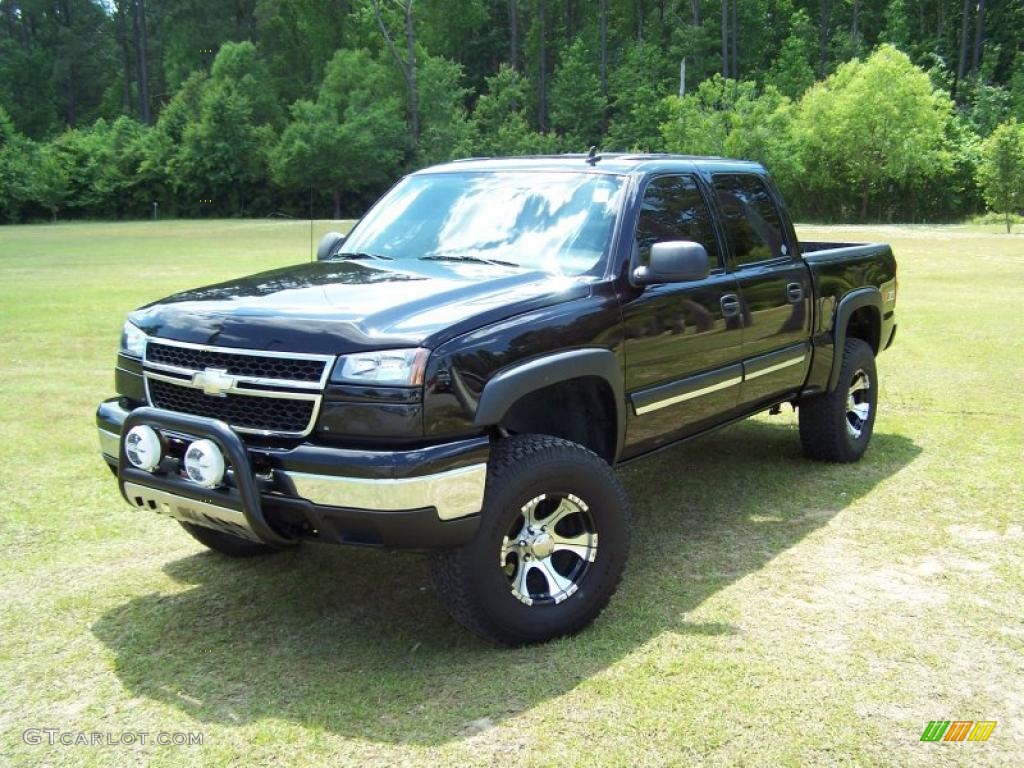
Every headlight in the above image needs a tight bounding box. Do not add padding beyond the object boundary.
[120,320,147,358]
[332,348,429,386]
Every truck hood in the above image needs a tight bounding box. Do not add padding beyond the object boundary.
[130,259,594,355]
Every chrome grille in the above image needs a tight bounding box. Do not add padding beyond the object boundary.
[147,379,316,434]
[147,341,327,383]
[143,340,333,437]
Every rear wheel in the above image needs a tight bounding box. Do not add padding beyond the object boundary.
[430,435,631,646]
[179,521,287,558]
[799,338,878,462]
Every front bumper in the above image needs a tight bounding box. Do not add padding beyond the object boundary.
[97,399,487,549]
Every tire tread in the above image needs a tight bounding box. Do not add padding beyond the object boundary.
[799,338,876,462]
[430,434,630,645]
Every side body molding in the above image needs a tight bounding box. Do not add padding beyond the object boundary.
[827,287,883,391]
[473,348,626,461]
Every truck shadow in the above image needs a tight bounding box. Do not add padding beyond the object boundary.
[91,420,920,745]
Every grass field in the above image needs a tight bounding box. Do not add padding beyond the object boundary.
[0,220,1022,767]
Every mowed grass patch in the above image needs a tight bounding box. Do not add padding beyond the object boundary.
[0,220,1021,767]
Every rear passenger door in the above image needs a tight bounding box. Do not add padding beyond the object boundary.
[711,173,811,408]
[620,174,745,455]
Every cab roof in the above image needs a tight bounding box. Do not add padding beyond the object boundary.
[417,153,765,177]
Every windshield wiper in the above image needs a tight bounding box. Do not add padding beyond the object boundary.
[335,251,394,261]
[419,253,519,268]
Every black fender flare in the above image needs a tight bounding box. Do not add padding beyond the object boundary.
[828,287,883,391]
[473,348,626,462]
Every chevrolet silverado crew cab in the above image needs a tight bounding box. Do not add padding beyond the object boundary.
[97,154,897,645]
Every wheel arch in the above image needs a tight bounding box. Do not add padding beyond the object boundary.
[473,348,625,463]
[827,287,882,392]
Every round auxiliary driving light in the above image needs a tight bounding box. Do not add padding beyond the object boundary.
[124,425,162,472]
[184,439,226,489]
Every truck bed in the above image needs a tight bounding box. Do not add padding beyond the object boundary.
[798,240,898,362]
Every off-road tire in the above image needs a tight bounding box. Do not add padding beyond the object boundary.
[799,338,878,462]
[430,435,631,646]
[179,521,287,558]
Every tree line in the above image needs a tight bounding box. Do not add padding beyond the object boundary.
[0,0,1022,225]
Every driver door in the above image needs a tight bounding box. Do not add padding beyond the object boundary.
[620,174,745,456]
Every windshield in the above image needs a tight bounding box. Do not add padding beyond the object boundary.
[341,171,627,275]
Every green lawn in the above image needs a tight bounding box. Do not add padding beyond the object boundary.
[0,220,1022,767]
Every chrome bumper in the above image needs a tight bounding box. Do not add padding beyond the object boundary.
[280,464,487,521]
[98,428,120,462]
[100,426,487,521]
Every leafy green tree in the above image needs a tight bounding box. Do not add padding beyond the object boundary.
[158,0,269,96]
[415,54,473,165]
[465,65,559,156]
[0,104,72,221]
[792,44,953,220]
[317,48,408,193]
[130,71,209,217]
[660,75,736,155]
[5,0,1024,223]
[0,105,15,144]
[254,0,353,105]
[661,76,799,199]
[271,100,344,216]
[154,71,208,148]
[962,81,1011,138]
[47,117,155,218]
[0,38,59,139]
[271,49,408,218]
[48,124,107,216]
[667,14,723,90]
[605,41,669,152]
[0,0,116,137]
[550,38,607,148]
[176,42,281,216]
[416,0,492,88]
[721,88,800,197]
[1009,52,1024,120]
[28,144,70,222]
[765,11,816,99]
[977,119,1024,233]
[206,41,283,128]
[0,106,28,221]
[923,111,984,222]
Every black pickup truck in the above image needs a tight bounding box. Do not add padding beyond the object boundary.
[97,154,897,645]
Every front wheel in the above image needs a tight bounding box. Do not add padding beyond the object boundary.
[430,435,631,646]
[799,338,878,462]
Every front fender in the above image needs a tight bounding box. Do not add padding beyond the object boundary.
[473,348,626,461]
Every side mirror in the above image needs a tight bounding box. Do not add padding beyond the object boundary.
[316,231,347,261]
[632,241,710,285]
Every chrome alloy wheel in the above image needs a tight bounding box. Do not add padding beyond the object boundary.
[845,369,872,439]
[500,493,598,606]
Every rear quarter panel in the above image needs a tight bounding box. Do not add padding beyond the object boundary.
[802,243,897,392]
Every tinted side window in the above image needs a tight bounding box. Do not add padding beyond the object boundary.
[712,174,786,266]
[635,175,720,268]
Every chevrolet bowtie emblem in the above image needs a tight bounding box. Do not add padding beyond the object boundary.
[193,367,236,396]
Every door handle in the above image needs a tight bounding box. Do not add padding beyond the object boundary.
[720,294,742,319]
[787,282,804,302]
